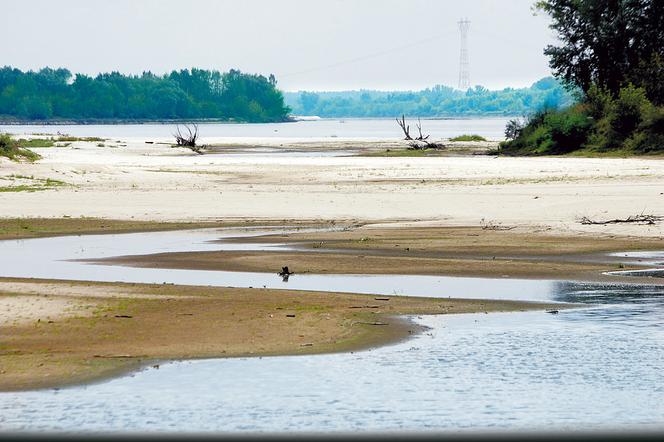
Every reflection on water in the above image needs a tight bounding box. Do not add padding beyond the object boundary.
[0,228,663,433]
[552,281,664,328]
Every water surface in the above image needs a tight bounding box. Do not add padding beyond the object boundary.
[0,228,663,433]
[0,118,510,141]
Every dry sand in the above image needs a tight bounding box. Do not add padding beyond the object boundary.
[0,139,663,237]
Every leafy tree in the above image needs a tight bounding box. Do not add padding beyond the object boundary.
[537,0,664,100]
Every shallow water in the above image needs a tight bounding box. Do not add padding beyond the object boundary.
[0,118,510,141]
[0,228,663,433]
[0,228,558,301]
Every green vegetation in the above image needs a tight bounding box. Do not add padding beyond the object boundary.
[55,136,105,142]
[284,77,574,117]
[449,134,487,142]
[0,67,290,123]
[0,175,67,192]
[0,133,41,161]
[13,138,55,148]
[500,0,663,156]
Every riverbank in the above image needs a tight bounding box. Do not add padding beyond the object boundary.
[0,276,563,392]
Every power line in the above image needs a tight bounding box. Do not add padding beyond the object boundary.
[278,33,448,79]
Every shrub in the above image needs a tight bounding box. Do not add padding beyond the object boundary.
[542,106,592,153]
[501,83,664,156]
[499,106,591,155]
[587,84,655,151]
[504,118,525,141]
[610,85,651,139]
[0,133,41,161]
[449,134,487,142]
[625,106,664,153]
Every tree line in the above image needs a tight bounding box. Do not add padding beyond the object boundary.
[284,77,574,118]
[0,67,290,123]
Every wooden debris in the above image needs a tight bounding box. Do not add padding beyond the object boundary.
[579,214,663,225]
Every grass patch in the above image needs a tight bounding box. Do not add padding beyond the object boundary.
[55,136,105,142]
[0,175,69,192]
[0,185,46,193]
[449,134,487,142]
[0,134,41,161]
[14,138,55,148]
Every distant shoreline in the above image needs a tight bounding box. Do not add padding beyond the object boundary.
[0,115,518,126]
[0,118,295,126]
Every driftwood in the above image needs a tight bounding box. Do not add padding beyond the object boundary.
[396,115,445,150]
[415,118,429,141]
[173,123,202,154]
[396,114,412,140]
[480,218,516,231]
[579,214,663,225]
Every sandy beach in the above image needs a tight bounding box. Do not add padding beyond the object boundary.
[0,138,663,238]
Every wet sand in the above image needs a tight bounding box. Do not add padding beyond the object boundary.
[98,225,664,285]
[0,276,562,391]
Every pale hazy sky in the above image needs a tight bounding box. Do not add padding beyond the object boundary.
[2,0,557,91]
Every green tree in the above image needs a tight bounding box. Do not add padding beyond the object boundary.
[537,0,664,99]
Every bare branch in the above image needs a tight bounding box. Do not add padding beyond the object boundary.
[415,118,429,141]
[395,114,413,140]
[173,123,202,154]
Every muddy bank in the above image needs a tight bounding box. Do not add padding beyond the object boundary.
[0,277,562,391]
[98,225,664,284]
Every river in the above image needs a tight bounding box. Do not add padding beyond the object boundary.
[0,118,510,141]
[0,227,662,433]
